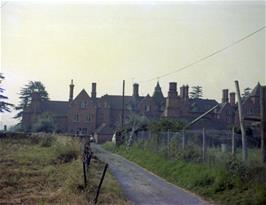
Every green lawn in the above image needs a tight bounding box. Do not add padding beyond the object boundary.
[103,142,266,205]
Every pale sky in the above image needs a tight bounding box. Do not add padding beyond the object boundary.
[0,0,265,128]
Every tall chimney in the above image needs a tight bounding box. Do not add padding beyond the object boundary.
[69,79,74,102]
[168,82,177,98]
[133,83,139,98]
[180,85,185,99]
[185,85,189,101]
[222,89,229,103]
[229,92,236,105]
[91,82,96,99]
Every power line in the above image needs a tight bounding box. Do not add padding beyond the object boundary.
[1,1,8,8]
[142,25,266,83]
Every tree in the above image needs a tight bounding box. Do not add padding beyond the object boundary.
[242,87,252,100]
[32,112,55,133]
[148,118,184,134]
[189,86,203,99]
[0,73,13,112]
[15,81,49,119]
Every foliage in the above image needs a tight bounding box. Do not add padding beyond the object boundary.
[189,86,203,99]
[0,73,13,112]
[148,118,184,133]
[124,113,149,131]
[242,87,252,100]
[14,81,49,119]
[8,123,24,132]
[0,135,129,205]
[32,112,55,133]
[103,143,266,205]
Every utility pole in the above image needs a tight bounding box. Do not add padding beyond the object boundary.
[235,80,248,162]
[121,80,125,129]
[261,86,266,163]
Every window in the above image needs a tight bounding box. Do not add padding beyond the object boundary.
[86,115,91,122]
[82,128,87,134]
[145,105,151,112]
[80,101,86,109]
[74,114,79,122]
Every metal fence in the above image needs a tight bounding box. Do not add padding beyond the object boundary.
[130,129,260,164]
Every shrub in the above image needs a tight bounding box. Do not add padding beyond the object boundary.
[40,136,56,147]
[53,141,80,164]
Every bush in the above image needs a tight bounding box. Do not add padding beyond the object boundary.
[53,141,80,164]
[40,136,56,147]
[32,112,55,133]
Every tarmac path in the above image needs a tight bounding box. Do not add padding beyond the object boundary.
[92,144,211,205]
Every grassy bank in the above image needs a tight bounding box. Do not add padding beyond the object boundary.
[103,142,266,205]
[0,134,130,205]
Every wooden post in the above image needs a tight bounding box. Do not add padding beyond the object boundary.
[83,161,87,187]
[202,128,206,161]
[167,129,170,156]
[261,86,266,163]
[94,163,109,204]
[182,129,185,150]
[232,126,235,155]
[121,80,125,129]
[235,80,248,162]
[86,154,92,171]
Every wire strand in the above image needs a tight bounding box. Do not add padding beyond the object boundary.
[142,26,265,83]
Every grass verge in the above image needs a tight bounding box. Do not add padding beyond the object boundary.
[0,134,130,205]
[103,142,266,205]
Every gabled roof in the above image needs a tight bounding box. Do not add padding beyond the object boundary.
[248,82,261,97]
[152,81,165,106]
[216,102,235,114]
[101,95,144,110]
[189,98,218,113]
[242,82,261,105]
[40,101,69,116]
[73,89,90,101]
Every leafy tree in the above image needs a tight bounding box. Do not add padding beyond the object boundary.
[121,113,149,147]
[32,112,55,133]
[148,118,184,134]
[0,73,13,112]
[241,87,251,100]
[189,86,203,99]
[15,81,49,119]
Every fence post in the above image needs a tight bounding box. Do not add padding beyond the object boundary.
[202,128,206,161]
[182,129,185,150]
[94,163,109,204]
[167,129,170,157]
[83,160,87,187]
[261,86,266,163]
[232,126,235,155]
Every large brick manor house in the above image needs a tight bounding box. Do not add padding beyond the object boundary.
[22,80,261,141]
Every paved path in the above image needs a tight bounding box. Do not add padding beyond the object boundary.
[92,144,211,205]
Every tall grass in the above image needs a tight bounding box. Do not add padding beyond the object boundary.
[103,142,266,205]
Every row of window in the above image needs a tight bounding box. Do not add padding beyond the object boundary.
[73,114,93,122]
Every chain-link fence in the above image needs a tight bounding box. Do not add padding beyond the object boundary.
[130,129,261,165]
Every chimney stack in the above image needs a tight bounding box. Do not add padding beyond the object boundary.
[133,83,139,98]
[184,85,189,101]
[180,85,185,99]
[222,89,229,103]
[168,82,177,98]
[91,82,96,99]
[69,79,74,102]
[229,92,236,105]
